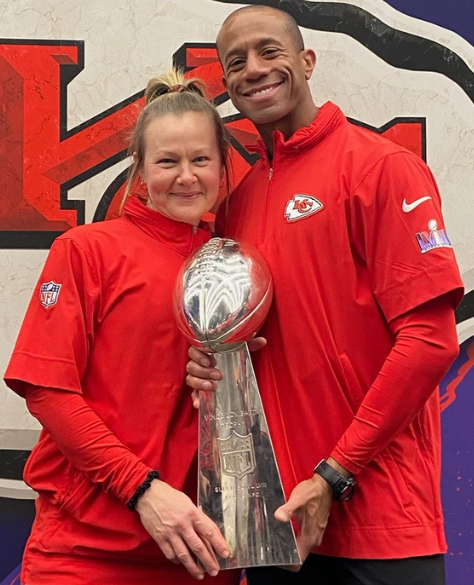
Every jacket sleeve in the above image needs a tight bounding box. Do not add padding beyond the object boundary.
[4,236,99,396]
[349,150,463,322]
[331,294,459,474]
[25,384,152,504]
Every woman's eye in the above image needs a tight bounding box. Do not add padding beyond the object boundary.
[157,158,175,166]
[194,156,209,164]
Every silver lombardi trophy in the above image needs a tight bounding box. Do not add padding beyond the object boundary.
[174,237,301,570]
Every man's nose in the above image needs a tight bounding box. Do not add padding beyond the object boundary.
[244,52,269,79]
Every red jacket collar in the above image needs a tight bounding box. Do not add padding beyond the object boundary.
[122,195,211,256]
[247,101,346,159]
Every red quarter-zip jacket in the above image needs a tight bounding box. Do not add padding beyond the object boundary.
[217,102,463,559]
[4,196,239,585]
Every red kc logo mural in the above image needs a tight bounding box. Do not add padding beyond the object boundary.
[0,40,425,249]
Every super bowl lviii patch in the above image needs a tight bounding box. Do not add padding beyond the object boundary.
[416,219,453,253]
[40,281,62,307]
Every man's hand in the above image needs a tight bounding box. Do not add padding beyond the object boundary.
[186,337,267,409]
[186,346,222,409]
[274,473,333,563]
[136,479,229,580]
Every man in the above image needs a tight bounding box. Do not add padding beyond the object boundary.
[187,5,464,584]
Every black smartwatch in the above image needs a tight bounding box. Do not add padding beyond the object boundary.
[314,459,356,501]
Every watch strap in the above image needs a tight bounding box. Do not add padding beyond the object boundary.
[314,459,356,501]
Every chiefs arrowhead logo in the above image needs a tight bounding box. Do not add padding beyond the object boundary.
[284,194,324,222]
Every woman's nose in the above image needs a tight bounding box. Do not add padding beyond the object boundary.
[177,163,197,185]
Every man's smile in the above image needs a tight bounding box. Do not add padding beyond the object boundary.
[244,82,283,98]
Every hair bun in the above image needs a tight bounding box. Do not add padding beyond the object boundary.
[145,70,207,105]
[167,84,187,94]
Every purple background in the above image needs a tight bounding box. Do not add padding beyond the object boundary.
[1,1,473,583]
[440,337,474,584]
[386,0,474,45]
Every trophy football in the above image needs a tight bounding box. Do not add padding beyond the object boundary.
[174,237,301,570]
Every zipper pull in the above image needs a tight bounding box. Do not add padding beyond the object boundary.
[269,167,273,181]
[189,225,198,254]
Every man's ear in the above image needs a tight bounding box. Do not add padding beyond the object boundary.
[221,74,228,90]
[302,49,316,80]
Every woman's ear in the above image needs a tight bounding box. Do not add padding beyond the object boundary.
[133,152,146,188]
[132,151,140,176]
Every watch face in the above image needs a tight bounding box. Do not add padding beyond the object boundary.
[338,480,356,501]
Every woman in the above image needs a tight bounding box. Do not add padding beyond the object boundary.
[4,71,239,585]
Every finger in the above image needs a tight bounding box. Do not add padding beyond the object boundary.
[298,510,327,551]
[169,535,206,580]
[157,537,179,564]
[274,503,294,523]
[186,374,218,393]
[297,525,323,555]
[186,360,223,383]
[201,534,217,559]
[178,526,222,577]
[188,345,217,368]
[247,336,267,352]
[191,389,200,409]
[194,516,230,559]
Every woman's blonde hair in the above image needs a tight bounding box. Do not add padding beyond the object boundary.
[124,69,230,204]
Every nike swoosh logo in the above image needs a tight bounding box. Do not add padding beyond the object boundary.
[402,196,432,212]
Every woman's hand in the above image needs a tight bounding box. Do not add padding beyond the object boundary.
[136,479,229,580]
[186,337,267,409]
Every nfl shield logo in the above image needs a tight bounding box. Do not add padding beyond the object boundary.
[40,281,61,307]
[218,431,256,480]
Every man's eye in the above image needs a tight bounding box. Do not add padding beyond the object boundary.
[228,58,245,70]
[262,48,279,57]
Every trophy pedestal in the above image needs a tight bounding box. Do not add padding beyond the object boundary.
[198,344,301,570]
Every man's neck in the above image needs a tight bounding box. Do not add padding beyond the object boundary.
[257,105,319,159]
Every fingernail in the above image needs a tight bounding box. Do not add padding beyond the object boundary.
[201,359,210,367]
[209,570,218,577]
[210,372,221,380]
